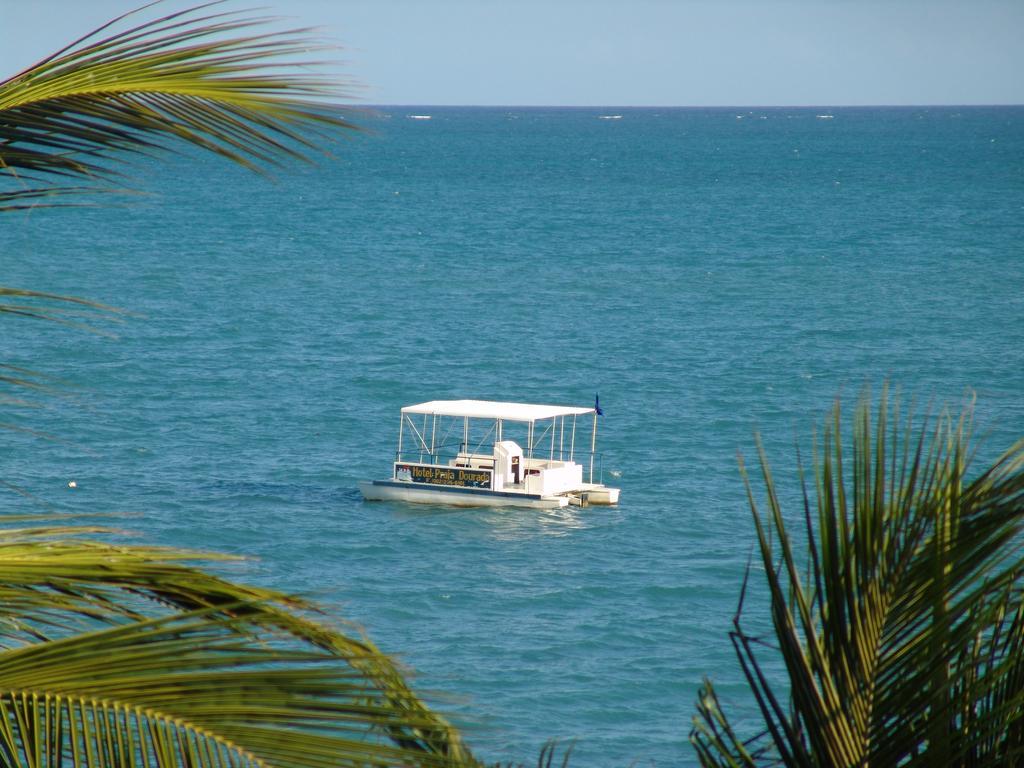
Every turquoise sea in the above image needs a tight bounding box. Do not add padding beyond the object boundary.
[3,106,1023,766]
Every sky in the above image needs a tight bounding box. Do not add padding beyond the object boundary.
[1,0,1022,106]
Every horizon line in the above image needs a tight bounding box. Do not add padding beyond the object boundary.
[360,102,1024,110]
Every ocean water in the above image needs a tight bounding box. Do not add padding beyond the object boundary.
[2,106,1023,766]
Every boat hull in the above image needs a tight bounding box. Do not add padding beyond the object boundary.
[359,480,569,509]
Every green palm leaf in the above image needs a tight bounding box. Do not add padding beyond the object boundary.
[0,0,360,401]
[0,0,359,206]
[0,288,122,327]
[0,607,455,768]
[0,0,356,398]
[0,528,477,766]
[691,388,1024,766]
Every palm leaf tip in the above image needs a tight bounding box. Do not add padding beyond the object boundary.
[0,0,361,205]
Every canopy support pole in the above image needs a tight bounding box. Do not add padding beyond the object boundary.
[397,413,404,460]
[589,412,598,483]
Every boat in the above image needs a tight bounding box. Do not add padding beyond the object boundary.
[359,399,621,509]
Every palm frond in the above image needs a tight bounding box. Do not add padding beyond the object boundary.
[691,387,1024,766]
[0,605,469,768]
[0,288,123,327]
[0,1,360,207]
[0,530,477,764]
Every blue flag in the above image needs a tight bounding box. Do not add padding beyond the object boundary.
[594,393,604,416]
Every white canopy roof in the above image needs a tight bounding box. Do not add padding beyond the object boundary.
[401,399,594,422]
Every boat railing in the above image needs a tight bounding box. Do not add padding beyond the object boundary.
[394,443,493,469]
[393,446,608,483]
